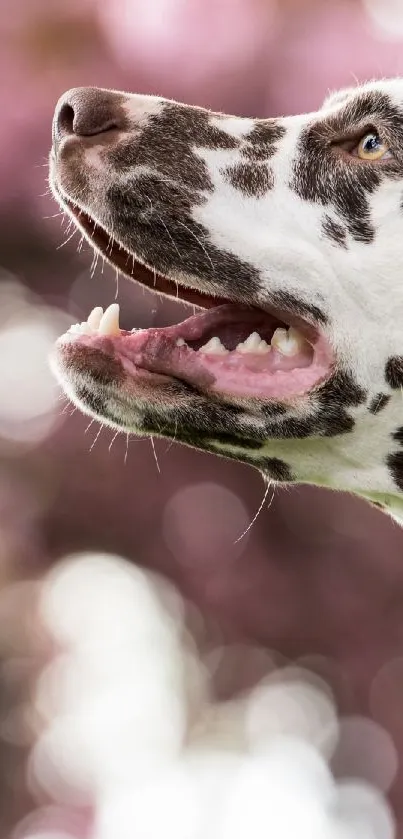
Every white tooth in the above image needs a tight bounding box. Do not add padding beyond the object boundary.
[67,321,95,336]
[79,321,94,335]
[87,306,104,330]
[176,337,186,347]
[98,303,121,336]
[271,327,300,356]
[244,331,262,349]
[256,339,271,354]
[273,326,308,356]
[199,336,229,355]
[288,326,308,350]
[236,332,264,354]
[271,327,288,352]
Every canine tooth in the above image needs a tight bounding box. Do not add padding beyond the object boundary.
[176,337,186,347]
[199,336,229,355]
[98,303,121,336]
[87,306,104,330]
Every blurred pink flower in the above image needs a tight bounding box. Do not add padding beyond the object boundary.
[265,0,403,115]
[97,0,279,109]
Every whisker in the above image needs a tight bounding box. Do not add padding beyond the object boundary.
[176,221,215,273]
[234,478,274,544]
[90,250,100,278]
[158,216,182,260]
[165,418,178,453]
[109,430,119,452]
[150,436,161,473]
[85,419,96,434]
[57,229,78,250]
[89,424,103,452]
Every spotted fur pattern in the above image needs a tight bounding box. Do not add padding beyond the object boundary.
[49,81,403,524]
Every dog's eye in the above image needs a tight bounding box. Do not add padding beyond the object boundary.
[352,132,391,161]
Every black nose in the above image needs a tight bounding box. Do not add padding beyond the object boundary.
[52,87,125,148]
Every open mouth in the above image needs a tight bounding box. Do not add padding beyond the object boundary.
[57,198,334,401]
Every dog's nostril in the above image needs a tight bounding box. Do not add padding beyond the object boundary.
[57,103,75,138]
[53,87,123,148]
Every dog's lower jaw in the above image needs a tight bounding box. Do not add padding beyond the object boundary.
[230,431,403,525]
[51,339,403,526]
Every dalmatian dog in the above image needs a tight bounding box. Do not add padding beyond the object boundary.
[49,80,403,525]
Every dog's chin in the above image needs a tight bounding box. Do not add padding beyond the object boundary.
[53,193,335,407]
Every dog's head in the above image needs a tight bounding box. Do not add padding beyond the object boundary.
[49,80,403,500]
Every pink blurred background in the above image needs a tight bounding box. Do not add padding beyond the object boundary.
[3,0,403,835]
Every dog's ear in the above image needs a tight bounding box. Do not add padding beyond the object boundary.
[321,87,356,111]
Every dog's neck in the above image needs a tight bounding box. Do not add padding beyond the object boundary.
[247,395,403,526]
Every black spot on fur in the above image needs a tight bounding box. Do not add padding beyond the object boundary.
[75,387,107,415]
[318,371,367,407]
[294,142,378,245]
[107,173,261,303]
[268,290,328,325]
[267,411,355,439]
[387,451,403,492]
[242,122,286,162]
[261,402,288,418]
[315,372,366,435]
[64,345,124,385]
[292,92,403,244]
[263,372,366,439]
[369,393,391,414]
[392,426,403,444]
[109,102,238,195]
[322,215,348,248]
[385,356,403,389]
[264,458,293,482]
[224,162,274,197]
[104,103,263,302]
[209,432,264,449]
[139,397,272,463]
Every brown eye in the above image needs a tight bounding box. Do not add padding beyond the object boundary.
[353,132,391,161]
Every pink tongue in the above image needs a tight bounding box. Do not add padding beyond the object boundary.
[111,325,325,400]
[200,345,313,373]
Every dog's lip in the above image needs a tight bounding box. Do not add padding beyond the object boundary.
[55,189,323,335]
[58,192,228,311]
